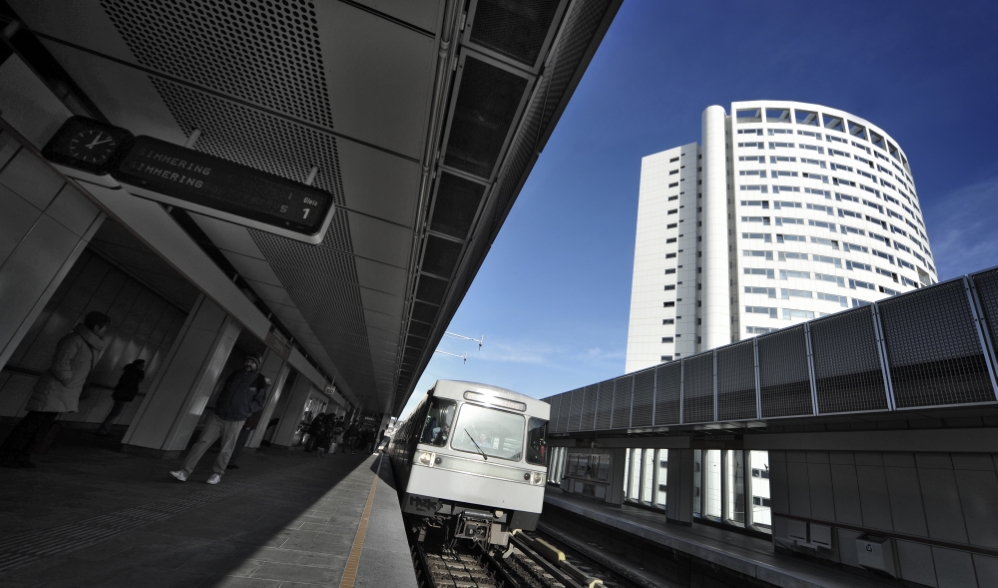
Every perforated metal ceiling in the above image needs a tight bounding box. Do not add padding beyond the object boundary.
[100,0,334,128]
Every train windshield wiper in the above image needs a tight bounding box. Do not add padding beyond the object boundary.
[464,428,488,460]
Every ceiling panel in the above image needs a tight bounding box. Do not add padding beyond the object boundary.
[350,0,443,34]
[338,140,421,227]
[224,252,284,288]
[243,279,295,308]
[316,1,436,158]
[348,212,413,268]
[355,258,408,297]
[191,214,267,260]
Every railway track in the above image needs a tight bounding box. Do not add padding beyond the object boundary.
[408,517,641,588]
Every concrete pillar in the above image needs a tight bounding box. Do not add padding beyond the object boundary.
[121,295,240,458]
[701,105,732,350]
[0,58,106,369]
[270,372,313,448]
[246,352,291,450]
[666,449,695,525]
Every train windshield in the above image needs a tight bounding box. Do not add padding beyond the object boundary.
[419,397,456,447]
[451,403,525,461]
[525,418,548,465]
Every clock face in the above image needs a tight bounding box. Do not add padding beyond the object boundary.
[68,128,118,165]
[42,116,134,176]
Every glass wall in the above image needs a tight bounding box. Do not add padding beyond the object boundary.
[726,450,745,527]
[703,450,722,518]
[656,451,668,508]
[628,448,642,499]
[623,447,668,512]
[693,449,771,534]
[547,446,568,486]
[749,450,771,528]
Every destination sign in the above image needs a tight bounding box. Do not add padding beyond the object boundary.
[111,136,334,243]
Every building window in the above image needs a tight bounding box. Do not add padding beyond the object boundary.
[744,268,775,279]
[662,337,674,343]
[781,289,812,299]
[818,292,849,307]
[744,286,776,298]
[783,308,815,320]
[663,301,675,307]
[815,273,846,287]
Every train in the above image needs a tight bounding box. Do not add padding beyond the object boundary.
[387,380,550,550]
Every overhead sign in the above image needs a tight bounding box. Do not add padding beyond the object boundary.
[264,327,291,360]
[41,117,335,244]
[112,136,335,243]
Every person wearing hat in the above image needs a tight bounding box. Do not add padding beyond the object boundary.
[171,353,268,484]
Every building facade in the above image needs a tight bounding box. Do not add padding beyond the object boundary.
[626,100,937,373]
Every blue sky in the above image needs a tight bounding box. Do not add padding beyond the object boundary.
[402,0,998,417]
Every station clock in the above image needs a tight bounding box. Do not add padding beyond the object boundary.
[42,116,133,175]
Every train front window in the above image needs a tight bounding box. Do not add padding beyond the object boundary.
[419,397,456,447]
[526,418,548,465]
[451,403,525,461]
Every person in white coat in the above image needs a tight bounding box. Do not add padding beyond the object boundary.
[0,312,110,468]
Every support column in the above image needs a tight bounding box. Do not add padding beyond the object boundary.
[270,372,313,449]
[245,352,291,450]
[0,58,106,369]
[121,295,240,458]
[666,448,695,526]
[701,105,732,350]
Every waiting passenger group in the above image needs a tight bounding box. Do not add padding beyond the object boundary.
[0,312,373,483]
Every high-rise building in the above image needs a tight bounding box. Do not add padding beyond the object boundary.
[625,101,937,373]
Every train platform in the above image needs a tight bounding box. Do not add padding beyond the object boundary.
[543,488,899,588]
[0,435,416,588]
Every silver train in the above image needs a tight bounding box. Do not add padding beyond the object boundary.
[388,380,550,548]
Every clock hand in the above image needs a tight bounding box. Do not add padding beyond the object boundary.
[88,137,115,148]
[86,132,105,150]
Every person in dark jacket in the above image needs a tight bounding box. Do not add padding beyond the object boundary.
[342,423,359,454]
[0,312,110,469]
[96,359,146,436]
[314,413,338,457]
[304,411,328,453]
[225,376,270,470]
[170,353,268,484]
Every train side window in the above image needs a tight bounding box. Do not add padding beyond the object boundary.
[419,397,456,447]
[526,418,548,465]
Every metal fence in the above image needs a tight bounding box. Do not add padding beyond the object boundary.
[544,268,998,433]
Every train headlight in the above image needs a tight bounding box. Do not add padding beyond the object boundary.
[532,471,545,485]
[418,452,434,466]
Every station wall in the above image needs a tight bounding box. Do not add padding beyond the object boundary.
[0,250,188,426]
[770,449,998,586]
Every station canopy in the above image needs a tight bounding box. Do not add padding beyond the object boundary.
[3,0,620,414]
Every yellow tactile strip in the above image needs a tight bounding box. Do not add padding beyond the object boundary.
[338,457,382,588]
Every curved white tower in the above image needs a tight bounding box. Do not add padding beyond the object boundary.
[625,100,936,373]
[701,105,732,350]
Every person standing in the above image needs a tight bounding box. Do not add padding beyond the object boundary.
[304,410,328,453]
[96,359,145,436]
[225,376,270,470]
[0,312,111,468]
[342,422,358,454]
[170,354,267,484]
